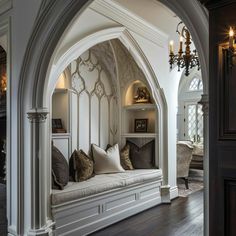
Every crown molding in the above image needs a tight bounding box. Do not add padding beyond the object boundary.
[0,0,12,16]
[89,0,168,48]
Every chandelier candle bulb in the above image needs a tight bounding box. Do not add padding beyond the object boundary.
[229,27,234,48]
[170,40,174,54]
[227,27,236,68]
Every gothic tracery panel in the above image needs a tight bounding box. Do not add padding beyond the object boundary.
[70,49,118,150]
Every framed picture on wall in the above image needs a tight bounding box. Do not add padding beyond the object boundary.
[52,119,66,133]
[134,119,148,132]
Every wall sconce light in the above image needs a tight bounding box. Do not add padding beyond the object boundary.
[228,26,236,67]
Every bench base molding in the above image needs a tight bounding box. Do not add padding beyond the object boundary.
[51,180,162,236]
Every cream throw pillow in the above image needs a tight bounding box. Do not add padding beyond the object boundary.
[92,144,125,174]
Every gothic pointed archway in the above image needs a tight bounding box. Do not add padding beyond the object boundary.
[14,1,208,235]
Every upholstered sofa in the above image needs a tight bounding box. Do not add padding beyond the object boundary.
[190,144,204,170]
[177,141,193,189]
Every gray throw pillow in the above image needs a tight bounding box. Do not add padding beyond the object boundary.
[52,145,69,190]
[127,140,156,169]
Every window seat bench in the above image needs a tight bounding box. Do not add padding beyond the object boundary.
[51,169,163,235]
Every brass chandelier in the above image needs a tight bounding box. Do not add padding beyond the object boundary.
[169,21,200,76]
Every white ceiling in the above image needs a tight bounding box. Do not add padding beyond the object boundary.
[55,0,197,65]
[114,0,195,50]
[114,0,180,42]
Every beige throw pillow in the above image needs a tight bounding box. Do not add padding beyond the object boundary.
[92,144,125,174]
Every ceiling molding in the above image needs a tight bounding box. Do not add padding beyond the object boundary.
[0,0,12,16]
[89,0,168,48]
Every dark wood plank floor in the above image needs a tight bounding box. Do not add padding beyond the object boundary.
[90,190,203,236]
[0,188,203,236]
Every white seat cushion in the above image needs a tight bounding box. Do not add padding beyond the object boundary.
[51,169,162,205]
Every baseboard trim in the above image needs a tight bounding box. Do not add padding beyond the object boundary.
[28,220,54,236]
[161,185,171,203]
[170,186,178,200]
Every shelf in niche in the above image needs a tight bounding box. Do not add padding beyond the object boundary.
[124,103,156,111]
[52,133,70,137]
[121,133,157,138]
[54,88,68,94]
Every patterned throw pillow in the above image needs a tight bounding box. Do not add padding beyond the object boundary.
[52,145,69,190]
[69,150,94,182]
[106,144,133,170]
[127,140,156,169]
[120,145,134,170]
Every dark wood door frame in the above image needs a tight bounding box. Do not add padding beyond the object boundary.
[200,1,236,235]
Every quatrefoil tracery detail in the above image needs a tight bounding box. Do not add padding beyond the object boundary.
[94,80,105,99]
[71,72,85,94]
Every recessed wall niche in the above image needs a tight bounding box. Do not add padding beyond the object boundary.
[125,80,152,106]
[122,80,157,135]
[51,39,160,167]
[52,73,69,133]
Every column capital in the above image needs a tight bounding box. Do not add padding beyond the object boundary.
[27,108,49,123]
[198,94,209,115]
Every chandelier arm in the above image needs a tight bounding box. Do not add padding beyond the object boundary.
[176,21,183,35]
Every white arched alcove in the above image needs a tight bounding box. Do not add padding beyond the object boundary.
[15,1,209,235]
[47,27,168,188]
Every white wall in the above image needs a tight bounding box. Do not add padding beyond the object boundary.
[0,35,7,51]
[128,31,181,187]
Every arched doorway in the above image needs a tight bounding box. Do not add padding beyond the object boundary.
[15,1,209,235]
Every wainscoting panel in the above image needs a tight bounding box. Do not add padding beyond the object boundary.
[52,180,162,236]
[219,47,236,140]
[206,3,236,234]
